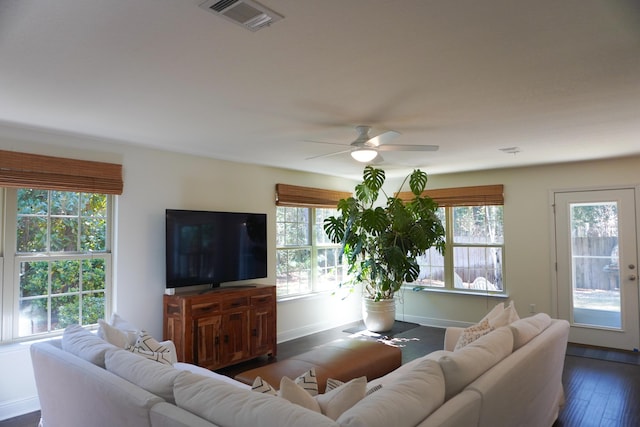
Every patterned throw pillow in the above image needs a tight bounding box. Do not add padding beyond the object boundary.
[454,318,494,351]
[252,376,277,395]
[125,331,174,365]
[326,378,382,396]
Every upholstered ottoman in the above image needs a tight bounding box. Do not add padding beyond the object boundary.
[234,338,402,393]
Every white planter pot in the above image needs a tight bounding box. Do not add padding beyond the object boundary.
[362,298,396,332]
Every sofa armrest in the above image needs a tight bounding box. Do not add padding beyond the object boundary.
[444,327,465,351]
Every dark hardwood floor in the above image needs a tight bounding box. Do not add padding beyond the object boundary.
[3,321,639,427]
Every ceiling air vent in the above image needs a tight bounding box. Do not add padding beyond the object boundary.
[199,0,283,32]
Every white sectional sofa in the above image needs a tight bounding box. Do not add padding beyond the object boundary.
[30,313,569,427]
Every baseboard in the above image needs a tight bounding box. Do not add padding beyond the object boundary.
[396,313,473,329]
[0,396,40,422]
[277,315,360,343]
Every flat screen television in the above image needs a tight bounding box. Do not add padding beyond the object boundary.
[165,209,267,289]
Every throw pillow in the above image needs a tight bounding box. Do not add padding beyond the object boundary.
[294,367,318,396]
[97,319,137,348]
[315,376,367,420]
[454,318,494,350]
[480,301,504,323]
[251,376,277,395]
[488,300,520,328]
[127,346,173,365]
[279,376,322,413]
[134,331,172,354]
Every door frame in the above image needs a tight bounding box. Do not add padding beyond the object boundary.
[549,184,640,350]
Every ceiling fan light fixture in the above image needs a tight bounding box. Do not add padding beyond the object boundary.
[351,148,378,162]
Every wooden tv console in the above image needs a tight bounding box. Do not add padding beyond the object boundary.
[163,284,276,370]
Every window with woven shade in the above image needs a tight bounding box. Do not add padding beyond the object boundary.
[0,150,120,342]
[275,184,351,298]
[407,185,506,294]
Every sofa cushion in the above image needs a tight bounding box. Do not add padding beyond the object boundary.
[61,324,118,368]
[105,348,184,403]
[336,358,445,427]
[509,313,552,350]
[438,326,513,400]
[174,362,250,389]
[174,372,340,427]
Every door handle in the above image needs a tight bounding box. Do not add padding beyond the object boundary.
[629,275,637,281]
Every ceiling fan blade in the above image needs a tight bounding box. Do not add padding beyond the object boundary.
[367,130,400,147]
[304,139,351,147]
[305,149,352,160]
[378,144,439,152]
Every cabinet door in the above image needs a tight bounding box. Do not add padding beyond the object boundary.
[195,315,222,368]
[250,305,276,356]
[221,311,249,365]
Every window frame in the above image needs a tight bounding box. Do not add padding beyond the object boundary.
[1,187,114,343]
[275,206,345,299]
[413,204,506,296]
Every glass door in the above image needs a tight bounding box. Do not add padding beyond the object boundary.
[554,188,639,350]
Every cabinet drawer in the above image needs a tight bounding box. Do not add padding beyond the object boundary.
[251,294,274,307]
[192,302,220,317]
[223,296,249,310]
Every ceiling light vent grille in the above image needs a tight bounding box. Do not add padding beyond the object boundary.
[199,0,283,32]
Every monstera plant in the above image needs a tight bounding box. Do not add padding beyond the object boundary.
[324,166,445,331]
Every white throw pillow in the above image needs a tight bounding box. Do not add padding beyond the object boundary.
[61,324,118,368]
[337,359,445,427]
[97,319,137,348]
[438,326,513,400]
[315,376,367,420]
[293,367,318,396]
[480,302,504,323]
[488,300,520,328]
[454,318,494,350]
[279,376,321,413]
[105,349,183,403]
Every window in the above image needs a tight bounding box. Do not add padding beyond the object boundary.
[0,149,122,342]
[276,206,345,297]
[7,188,112,339]
[410,185,505,294]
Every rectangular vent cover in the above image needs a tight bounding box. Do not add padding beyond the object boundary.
[199,0,283,32]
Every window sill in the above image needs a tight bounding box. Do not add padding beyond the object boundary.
[404,285,509,298]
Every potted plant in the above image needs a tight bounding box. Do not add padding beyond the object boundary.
[324,166,445,332]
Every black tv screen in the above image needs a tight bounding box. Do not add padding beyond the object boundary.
[165,209,267,289]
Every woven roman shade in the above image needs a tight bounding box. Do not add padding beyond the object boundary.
[0,150,123,194]
[275,184,351,208]
[397,184,504,207]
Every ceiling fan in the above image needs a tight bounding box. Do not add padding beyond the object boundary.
[306,125,439,163]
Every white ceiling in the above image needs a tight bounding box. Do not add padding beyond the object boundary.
[1,0,639,179]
